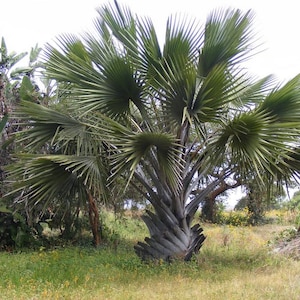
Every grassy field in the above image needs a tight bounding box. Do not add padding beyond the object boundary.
[0,213,300,300]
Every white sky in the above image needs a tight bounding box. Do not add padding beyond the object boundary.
[1,0,300,82]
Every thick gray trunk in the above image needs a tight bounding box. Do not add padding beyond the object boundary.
[133,172,218,262]
[134,208,206,261]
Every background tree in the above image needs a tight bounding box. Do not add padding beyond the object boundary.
[7,2,300,261]
[0,39,46,249]
[234,182,286,223]
[0,41,87,249]
[199,172,241,222]
[0,37,28,196]
[285,190,300,211]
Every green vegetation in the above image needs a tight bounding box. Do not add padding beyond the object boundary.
[0,213,299,300]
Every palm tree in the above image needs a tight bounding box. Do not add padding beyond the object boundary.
[8,1,300,261]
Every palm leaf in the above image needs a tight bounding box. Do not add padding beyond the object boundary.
[198,9,256,77]
[163,14,201,69]
[135,16,162,80]
[98,0,138,57]
[232,75,277,107]
[211,110,300,180]
[92,114,183,191]
[192,64,249,123]
[15,101,87,150]
[45,35,145,119]
[7,154,107,204]
[257,75,300,123]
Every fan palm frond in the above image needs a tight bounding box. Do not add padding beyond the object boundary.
[7,153,107,205]
[211,109,300,181]
[15,101,87,150]
[257,75,300,124]
[198,8,256,77]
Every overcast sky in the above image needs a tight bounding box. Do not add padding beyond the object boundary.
[1,0,299,82]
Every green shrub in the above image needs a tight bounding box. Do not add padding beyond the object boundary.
[0,210,38,250]
[215,209,251,226]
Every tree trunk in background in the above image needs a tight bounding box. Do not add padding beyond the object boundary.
[201,195,216,222]
[201,180,241,222]
[87,191,101,247]
[247,187,265,225]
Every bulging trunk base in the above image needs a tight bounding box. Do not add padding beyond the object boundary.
[134,210,206,262]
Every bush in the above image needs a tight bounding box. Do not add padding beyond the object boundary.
[215,209,251,226]
[0,210,38,250]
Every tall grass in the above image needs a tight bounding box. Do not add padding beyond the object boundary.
[0,211,299,300]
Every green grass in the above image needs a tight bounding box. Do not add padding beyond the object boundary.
[1,213,300,300]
